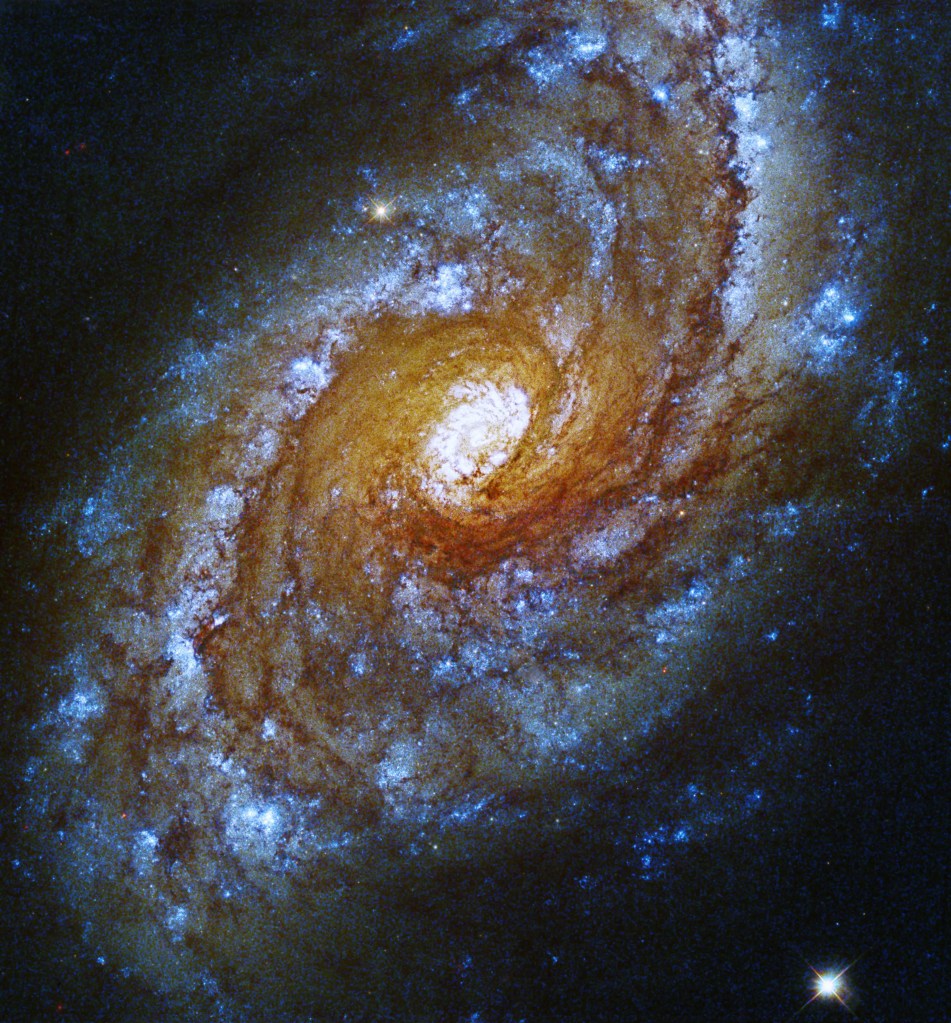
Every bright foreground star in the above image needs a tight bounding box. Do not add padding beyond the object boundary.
[368,199,393,222]
[817,973,840,997]
[793,961,857,1017]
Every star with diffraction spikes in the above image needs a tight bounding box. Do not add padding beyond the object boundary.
[791,958,860,1018]
[365,197,395,223]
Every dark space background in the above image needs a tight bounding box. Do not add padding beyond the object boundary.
[0,3,947,1021]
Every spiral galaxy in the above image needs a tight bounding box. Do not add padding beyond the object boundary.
[4,1,946,1021]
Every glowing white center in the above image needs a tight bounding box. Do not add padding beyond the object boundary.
[817,975,839,997]
[422,380,530,500]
